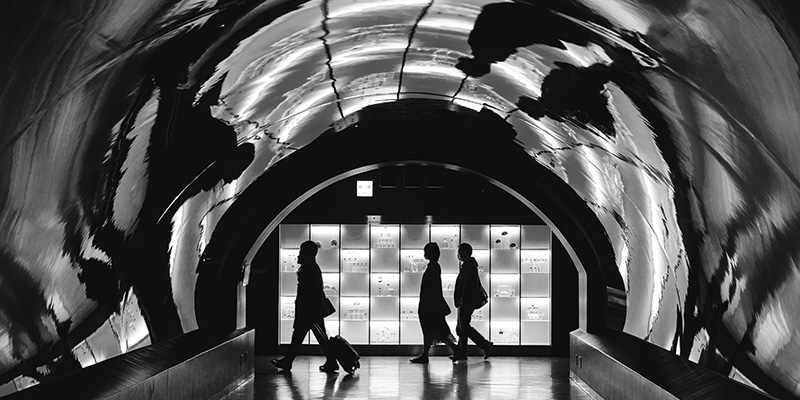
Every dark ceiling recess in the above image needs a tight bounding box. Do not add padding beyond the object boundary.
[403,165,423,188]
[378,166,399,188]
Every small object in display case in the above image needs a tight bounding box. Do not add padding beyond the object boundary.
[494,285,514,297]
[526,304,544,320]
[494,327,519,344]
[281,300,295,320]
[281,251,299,272]
[402,254,426,272]
[522,250,549,273]
[401,309,418,320]
[323,283,338,296]
[377,284,396,297]
[343,301,368,321]
[472,309,486,321]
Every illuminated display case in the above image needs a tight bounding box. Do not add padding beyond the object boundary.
[279,223,551,346]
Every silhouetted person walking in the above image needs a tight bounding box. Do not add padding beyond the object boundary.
[453,243,492,363]
[272,241,338,372]
[410,242,458,364]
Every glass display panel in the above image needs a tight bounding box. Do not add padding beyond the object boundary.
[280,319,296,344]
[440,248,459,273]
[371,224,399,248]
[471,321,490,345]
[431,225,459,249]
[444,296,457,322]
[521,321,550,345]
[521,249,550,273]
[341,224,369,248]
[400,297,419,321]
[370,321,399,344]
[521,298,551,321]
[280,224,309,247]
[278,223,551,349]
[473,250,489,272]
[317,248,339,272]
[401,224,429,248]
[522,225,550,249]
[400,321,423,344]
[341,249,369,272]
[371,297,400,320]
[442,273,457,298]
[371,248,399,272]
[281,273,297,296]
[472,303,489,321]
[490,249,519,273]
[491,321,520,345]
[322,273,340,297]
[521,274,550,297]
[401,249,426,273]
[340,272,369,296]
[491,225,520,249]
[340,297,370,321]
[280,249,300,272]
[340,321,369,344]
[311,224,340,249]
[461,225,490,249]
[490,274,519,298]
[490,297,520,321]
[400,269,423,297]
[371,273,399,297]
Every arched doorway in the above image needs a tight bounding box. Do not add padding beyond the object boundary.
[197,98,624,342]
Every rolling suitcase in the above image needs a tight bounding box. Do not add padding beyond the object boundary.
[328,334,360,374]
[312,323,361,374]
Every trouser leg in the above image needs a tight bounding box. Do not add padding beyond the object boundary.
[456,307,469,355]
[285,325,309,363]
[309,318,336,364]
[420,335,433,357]
[457,306,489,354]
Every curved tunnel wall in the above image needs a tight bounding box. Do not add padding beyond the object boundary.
[1,0,800,398]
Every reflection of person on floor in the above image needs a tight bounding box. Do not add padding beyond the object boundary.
[453,243,493,363]
[272,241,338,372]
[411,242,458,364]
[517,61,618,137]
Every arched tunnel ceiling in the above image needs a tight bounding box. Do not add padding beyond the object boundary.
[1,0,800,397]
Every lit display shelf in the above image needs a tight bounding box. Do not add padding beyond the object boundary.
[279,223,551,346]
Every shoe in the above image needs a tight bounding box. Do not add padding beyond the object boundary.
[319,361,339,372]
[271,358,292,371]
[451,353,467,363]
[409,356,429,364]
[483,342,494,360]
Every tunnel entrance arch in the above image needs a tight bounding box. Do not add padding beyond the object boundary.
[197,98,624,335]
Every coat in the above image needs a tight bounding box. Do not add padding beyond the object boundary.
[293,260,326,329]
[454,256,480,309]
[417,261,450,319]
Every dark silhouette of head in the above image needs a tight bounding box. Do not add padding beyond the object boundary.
[424,242,440,261]
[298,240,320,265]
[457,243,473,260]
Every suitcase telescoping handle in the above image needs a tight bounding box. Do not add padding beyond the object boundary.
[311,321,331,343]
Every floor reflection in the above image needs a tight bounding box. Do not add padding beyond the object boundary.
[218,356,594,399]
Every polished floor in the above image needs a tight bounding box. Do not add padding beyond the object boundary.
[218,355,597,399]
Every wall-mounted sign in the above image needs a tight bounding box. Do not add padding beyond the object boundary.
[357,180,373,197]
